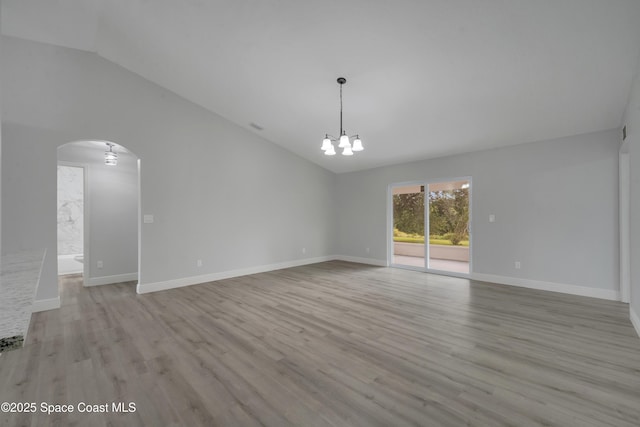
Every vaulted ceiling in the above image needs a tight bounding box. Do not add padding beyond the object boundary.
[3,0,640,173]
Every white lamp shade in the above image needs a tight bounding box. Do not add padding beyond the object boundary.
[342,145,353,156]
[324,144,336,155]
[352,138,363,151]
[321,137,332,151]
[339,134,350,148]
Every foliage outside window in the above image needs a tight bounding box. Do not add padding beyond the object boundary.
[393,188,469,246]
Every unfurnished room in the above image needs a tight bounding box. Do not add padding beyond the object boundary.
[1,1,640,426]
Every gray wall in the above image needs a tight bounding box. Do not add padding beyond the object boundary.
[58,143,138,282]
[622,55,640,321]
[335,130,620,293]
[1,36,336,301]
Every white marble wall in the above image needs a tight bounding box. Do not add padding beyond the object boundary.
[57,165,83,255]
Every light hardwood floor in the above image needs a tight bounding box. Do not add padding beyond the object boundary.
[1,261,640,426]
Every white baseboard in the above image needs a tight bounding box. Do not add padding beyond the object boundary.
[137,256,335,294]
[630,306,640,338]
[471,272,620,301]
[135,253,620,302]
[334,255,388,267]
[87,273,138,286]
[33,296,61,312]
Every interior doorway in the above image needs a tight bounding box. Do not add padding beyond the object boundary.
[390,178,471,277]
[57,141,140,287]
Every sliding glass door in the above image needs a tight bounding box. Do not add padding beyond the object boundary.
[391,179,471,276]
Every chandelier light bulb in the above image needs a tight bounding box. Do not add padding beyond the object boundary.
[342,144,354,156]
[321,136,332,151]
[339,133,350,148]
[352,136,363,151]
[324,144,336,155]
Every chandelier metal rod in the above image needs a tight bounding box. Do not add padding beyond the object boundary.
[340,82,343,136]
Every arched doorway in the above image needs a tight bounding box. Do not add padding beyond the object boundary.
[57,140,141,288]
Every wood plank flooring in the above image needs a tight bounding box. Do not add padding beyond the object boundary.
[1,261,640,426]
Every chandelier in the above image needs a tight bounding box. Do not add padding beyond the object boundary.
[321,77,363,156]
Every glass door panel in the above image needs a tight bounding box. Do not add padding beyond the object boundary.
[392,185,426,268]
[427,180,470,274]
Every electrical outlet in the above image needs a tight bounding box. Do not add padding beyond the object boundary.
[366,247,370,254]
[489,214,495,223]
[302,247,306,254]
[97,260,103,269]
[197,259,203,267]
[515,261,521,269]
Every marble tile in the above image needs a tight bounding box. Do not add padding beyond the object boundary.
[57,165,83,255]
[0,250,46,351]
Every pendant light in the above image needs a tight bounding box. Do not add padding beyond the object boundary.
[321,77,364,156]
[104,142,118,166]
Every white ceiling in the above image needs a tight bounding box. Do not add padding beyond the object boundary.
[3,0,640,173]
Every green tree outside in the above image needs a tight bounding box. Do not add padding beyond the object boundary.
[392,191,424,236]
[393,187,469,246]
[428,188,469,245]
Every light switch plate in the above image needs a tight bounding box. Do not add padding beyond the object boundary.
[143,214,154,224]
